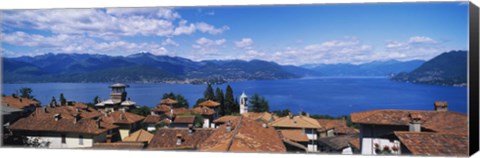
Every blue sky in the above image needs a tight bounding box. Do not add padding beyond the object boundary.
[1,2,469,65]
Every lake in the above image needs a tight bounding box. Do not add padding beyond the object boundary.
[2,77,468,116]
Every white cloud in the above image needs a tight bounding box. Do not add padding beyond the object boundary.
[382,36,447,61]
[2,8,228,39]
[191,37,226,57]
[234,38,254,49]
[161,38,179,46]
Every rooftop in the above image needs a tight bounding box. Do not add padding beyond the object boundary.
[143,115,161,124]
[317,119,358,134]
[242,112,274,123]
[279,130,309,142]
[123,129,154,143]
[101,111,145,125]
[318,134,359,151]
[198,100,220,108]
[2,96,40,109]
[10,107,117,135]
[350,110,467,134]
[199,116,286,153]
[394,131,468,156]
[148,128,215,150]
[173,115,195,124]
[269,115,322,129]
[160,98,178,105]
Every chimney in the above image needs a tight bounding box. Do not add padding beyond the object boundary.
[434,101,448,111]
[409,112,422,132]
[150,110,156,116]
[262,122,268,128]
[19,98,23,102]
[176,133,183,145]
[96,118,102,129]
[54,114,61,121]
[43,107,48,113]
[226,120,232,132]
[73,113,81,124]
[288,112,293,119]
[305,112,310,117]
[188,124,194,135]
[170,109,174,117]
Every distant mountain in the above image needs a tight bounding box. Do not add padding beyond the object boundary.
[303,60,425,76]
[392,50,467,86]
[3,53,301,83]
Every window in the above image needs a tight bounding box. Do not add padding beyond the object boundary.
[79,135,84,145]
[61,134,66,144]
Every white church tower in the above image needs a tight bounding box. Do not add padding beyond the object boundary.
[239,92,248,114]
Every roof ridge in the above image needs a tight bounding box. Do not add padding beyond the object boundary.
[226,115,243,151]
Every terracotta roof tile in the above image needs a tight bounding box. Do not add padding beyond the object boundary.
[2,96,39,109]
[213,116,241,124]
[199,117,286,153]
[123,129,154,143]
[394,132,468,156]
[101,111,145,125]
[279,130,309,142]
[349,138,360,150]
[10,108,117,135]
[173,116,195,124]
[350,110,467,134]
[191,106,215,116]
[143,115,161,124]
[434,101,448,107]
[160,98,178,105]
[148,128,215,150]
[317,119,359,134]
[242,112,274,123]
[269,115,322,129]
[153,104,171,113]
[198,100,220,107]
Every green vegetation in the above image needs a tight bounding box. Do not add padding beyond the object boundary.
[59,93,67,105]
[130,106,151,116]
[215,87,225,116]
[162,92,189,108]
[272,109,291,117]
[249,94,270,112]
[19,87,34,99]
[224,85,236,115]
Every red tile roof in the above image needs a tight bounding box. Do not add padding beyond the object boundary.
[279,130,309,142]
[143,115,161,124]
[123,129,154,143]
[10,108,117,135]
[349,138,360,150]
[198,100,220,107]
[160,98,178,105]
[317,119,359,134]
[148,128,215,150]
[213,116,241,124]
[242,112,274,123]
[269,115,322,129]
[199,116,286,153]
[153,104,171,113]
[350,110,467,134]
[173,115,195,124]
[394,132,468,156]
[101,111,145,125]
[191,106,215,116]
[2,96,39,109]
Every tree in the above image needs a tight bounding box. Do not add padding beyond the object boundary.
[224,85,235,115]
[249,94,269,112]
[215,87,225,116]
[204,84,215,100]
[130,106,151,117]
[19,87,34,99]
[59,93,67,105]
[93,96,99,104]
[272,109,291,117]
[193,114,205,128]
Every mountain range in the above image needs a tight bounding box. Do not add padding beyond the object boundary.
[391,50,467,86]
[3,51,465,86]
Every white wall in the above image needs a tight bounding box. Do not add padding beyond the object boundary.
[147,124,156,131]
[203,118,210,128]
[361,138,401,155]
[26,133,96,148]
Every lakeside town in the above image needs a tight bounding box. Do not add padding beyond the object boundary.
[1,83,468,156]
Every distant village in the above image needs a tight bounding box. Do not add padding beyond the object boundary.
[1,83,468,156]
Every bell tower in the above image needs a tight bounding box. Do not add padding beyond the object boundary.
[110,83,129,103]
[239,92,248,114]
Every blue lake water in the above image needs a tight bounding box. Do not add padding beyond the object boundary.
[2,77,468,116]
